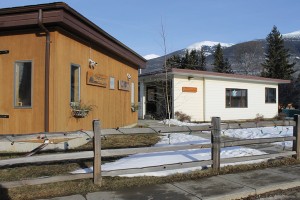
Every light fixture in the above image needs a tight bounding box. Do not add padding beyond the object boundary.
[127,73,132,80]
[188,76,194,80]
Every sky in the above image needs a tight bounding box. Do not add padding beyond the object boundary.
[0,0,300,57]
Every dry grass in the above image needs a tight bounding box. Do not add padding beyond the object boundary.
[1,158,299,200]
[0,133,299,200]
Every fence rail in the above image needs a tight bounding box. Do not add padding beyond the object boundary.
[0,117,298,189]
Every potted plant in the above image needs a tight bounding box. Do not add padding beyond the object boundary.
[71,101,94,118]
[131,103,139,112]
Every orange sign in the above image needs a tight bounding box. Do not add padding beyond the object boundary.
[182,87,197,93]
[86,71,107,87]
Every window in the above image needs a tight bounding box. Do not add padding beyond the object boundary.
[131,82,135,105]
[14,61,32,107]
[109,77,115,90]
[265,88,276,103]
[70,64,80,103]
[226,88,247,108]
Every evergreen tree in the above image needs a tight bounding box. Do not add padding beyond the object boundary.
[212,43,233,73]
[199,47,207,71]
[166,49,207,71]
[261,26,295,79]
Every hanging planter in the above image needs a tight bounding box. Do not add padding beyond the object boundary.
[71,101,94,118]
[72,109,90,118]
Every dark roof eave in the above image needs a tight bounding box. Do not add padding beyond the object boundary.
[0,2,146,68]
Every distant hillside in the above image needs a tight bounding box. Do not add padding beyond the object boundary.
[142,30,300,76]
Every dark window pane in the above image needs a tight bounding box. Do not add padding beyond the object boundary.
[226,88,247,108]
[71,65,80,103]
[265,88,276,103]
[15,62,32,107]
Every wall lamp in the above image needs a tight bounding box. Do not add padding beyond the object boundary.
[188,76,194,80]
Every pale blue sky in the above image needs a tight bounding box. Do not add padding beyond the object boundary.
[0,0,299,57]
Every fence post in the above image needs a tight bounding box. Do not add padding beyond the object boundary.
[93,120,102,185]
[293,115,300,160]
[211,117,221,171]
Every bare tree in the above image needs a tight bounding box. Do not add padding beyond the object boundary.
[233,41,264,75]
[160,20,171,126]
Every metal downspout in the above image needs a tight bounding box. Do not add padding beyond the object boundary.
[38,9,50,132]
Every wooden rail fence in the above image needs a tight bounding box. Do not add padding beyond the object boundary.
[0,116,299,188]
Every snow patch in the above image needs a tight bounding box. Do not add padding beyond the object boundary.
[143,54,160,60]
[187,40,234,51]
[283,30,300,40]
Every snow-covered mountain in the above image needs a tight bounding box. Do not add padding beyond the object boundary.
[283,30,300,40]
[143,54,160,60]
[187,41,234,51]
[143,40,232,74]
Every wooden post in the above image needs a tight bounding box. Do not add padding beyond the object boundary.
[93,120,102,185]
[211,117,221,171]
[293,115,300,160]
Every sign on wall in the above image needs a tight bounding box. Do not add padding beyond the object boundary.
[118,80,130,91]
[86,71,107,87]
[182,87,197,93]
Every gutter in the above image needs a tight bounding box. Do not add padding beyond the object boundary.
[38,9,50,132]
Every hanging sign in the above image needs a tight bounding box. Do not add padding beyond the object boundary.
[86,71,107,87]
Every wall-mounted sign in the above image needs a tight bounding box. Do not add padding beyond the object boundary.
[86,71,107,87]
[0,115,9,118]
[118,80,130,91]
[182,87,197,93]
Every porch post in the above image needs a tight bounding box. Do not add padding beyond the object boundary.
[139,81,145,119]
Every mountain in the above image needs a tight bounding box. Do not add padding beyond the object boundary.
[143,54,160,60]
[142,41,233,74]
[143,31,300,76]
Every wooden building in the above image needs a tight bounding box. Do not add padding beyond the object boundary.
[0,2,146,134]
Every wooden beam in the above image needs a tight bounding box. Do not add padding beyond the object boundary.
[221,151,296,164]
[0,173,92,189]
[293,115,300,160]
[211,117,221,171]
[0,151,93,167]
[102,160,212,177]
[222,136,295,147]
[102,143,212,157]
[93,120,102,186]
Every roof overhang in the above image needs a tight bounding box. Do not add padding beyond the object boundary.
[139,68,291,84]
[0,2,146,69]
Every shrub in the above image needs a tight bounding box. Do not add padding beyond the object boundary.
[254,113,264,123]
[175,111,191,122]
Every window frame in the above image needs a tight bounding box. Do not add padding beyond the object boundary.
[225,88,248,108]
[265,87,276,103]
[70,63,81,104]
[14,60,33,109]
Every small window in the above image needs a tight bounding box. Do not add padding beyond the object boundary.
[70,64,80,103]
[265,88,276,103]
[131,82,135,105]
[109,77,115,90]
[226,88,247,108]
[14,61,32,108]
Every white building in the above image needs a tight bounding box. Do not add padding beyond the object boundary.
[139,68,290,121]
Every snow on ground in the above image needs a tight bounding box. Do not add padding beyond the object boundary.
[71,119,293,177]
[160,119,210,126]
[72,132,266,177]
[222,126,293,147]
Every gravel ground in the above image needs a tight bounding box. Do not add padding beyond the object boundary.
[241,186,300,200]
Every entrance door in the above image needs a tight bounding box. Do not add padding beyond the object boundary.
[146,86,156,115]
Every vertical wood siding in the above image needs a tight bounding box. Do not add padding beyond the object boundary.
[0,33,45,134]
